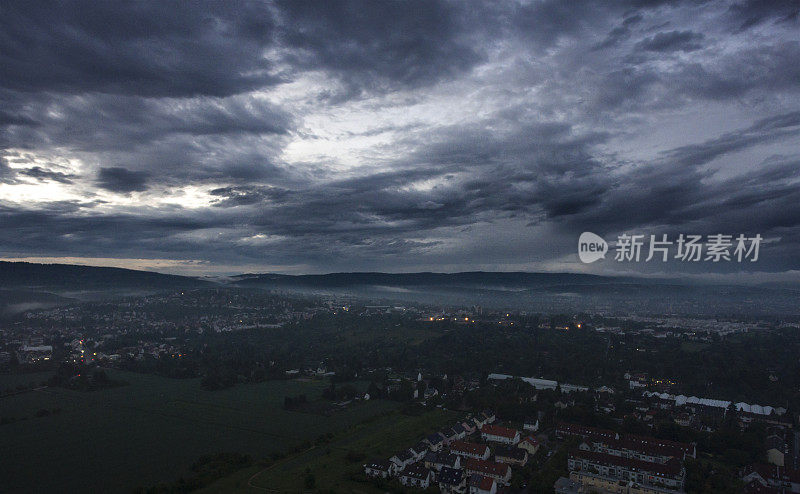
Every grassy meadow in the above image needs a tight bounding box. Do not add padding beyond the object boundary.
[0,370,399,493]
[198,407,458,493]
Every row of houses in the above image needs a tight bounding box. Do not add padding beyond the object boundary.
[556,471,690,494]
[642,391,790,429]
[15,344,53,363]
[556,423,696,461]
[364,412,541,493]
[487,373,590,393]
[555,423,693,494]
[741,463,800,493]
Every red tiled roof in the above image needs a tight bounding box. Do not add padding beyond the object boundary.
[743,479,781,494]
[558,422,693,458]
[481,424,518,439]
[744,463,800,484]
[470,474,496,490]
[571,450,683,477]
[623,432,694,455]
[602,436,685,460]
[466,458,510,478]
[451,440,489,456]
[495,446,527,461]
[557,422,617,440]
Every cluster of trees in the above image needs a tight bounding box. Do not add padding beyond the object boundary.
[48,363,126,391]
[27,291,799,416]
[525,440,577,492]
[684,459,743,493]
[134,452,252,494]
[321,383,358,401]
[199,365,237,390]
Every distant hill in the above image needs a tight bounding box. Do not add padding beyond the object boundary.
[0,261,210,292]
[231,270,800,315]
[0,289,76,316]
[232,271,645,288]
[1,263,798,315]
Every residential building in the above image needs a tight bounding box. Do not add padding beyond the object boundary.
[468,474,497,494]
[410,442,428,462]
[452,423,467,439]
[554,476,582,494]
[481,424,520,445]
[364,459,395,478]
[390,450,414,472]
[441,428,459,445]
[465,458,512,485]
[741,464,800,493]
[426,432,445,451]
[495,445,528,466]
[524,417,540,432]
[451,440,491,460]
[16,344,53,363]
[461,420,477,435]
[743,479,781,494]
[519,434,540,455]
[558,422,695,461]
[399,463,433,489]
[439,466,466,493]
[766,435,786,467]
[427,451,461,471]
[571,471,685,494]
[568,450,685,491]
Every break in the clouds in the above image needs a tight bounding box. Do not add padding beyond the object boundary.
[0,0,799,277]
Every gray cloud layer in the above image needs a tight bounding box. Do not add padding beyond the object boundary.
[0,0,799,276]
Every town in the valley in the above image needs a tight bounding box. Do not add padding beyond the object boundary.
[2,287,799,493]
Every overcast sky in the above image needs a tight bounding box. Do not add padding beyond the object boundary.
[1,0,799,278]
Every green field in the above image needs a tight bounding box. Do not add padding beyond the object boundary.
[680,341,710,353]
[198,407,458,493]
[0,371,53,392]
[0,371,399,493]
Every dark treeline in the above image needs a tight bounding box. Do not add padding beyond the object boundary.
[96,308,800,411]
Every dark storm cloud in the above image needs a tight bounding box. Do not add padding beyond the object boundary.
[729,0,800,31]
[0,157,14,183]
[508,0,710,52]
[0,0,485,194]
[0,154,76,184]
[96,167,150,193]
[593,14,643,50]
[0,202,234,262]
[200,120,613,242]
[634,30,704,52]
[3,93,292,151]
[1,92,294,189]
[585,40,800,113]
[673,41,800,100]
[0,0,799,275]
[661,111,800,168]
[276,0,485,93]
[0,1,281,97]
[210,185,294,206]
[0,0,490,100]
[546,112,800,243]
[0,110,38,127]
[17,166,77,184]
